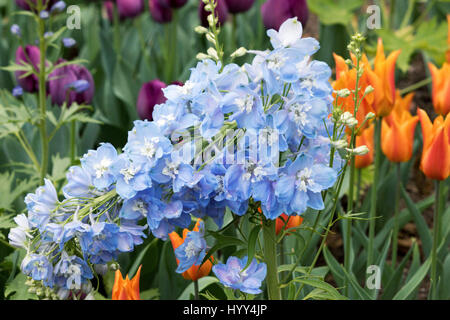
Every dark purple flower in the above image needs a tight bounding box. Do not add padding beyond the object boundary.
[15,0,57,11]
[224,0,254,14]
[137,79,167,121]
[48,59,95,106]
[199,0,228,27]
[15,45,41,93]
[161,0,188,9]
[149,0,172,24]
[261,0,309,31]
[104,0,144,21]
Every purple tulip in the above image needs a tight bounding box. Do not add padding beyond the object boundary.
[137,79,167,121]
[15,45,41,93]
[199,0,228,27]
[149,0,172,24]
[261,0,309,31]
[15,0,57,11]
[104,0,144,20]
[161,0,188,9]
[224,0,254,14]
[48,59,95,106]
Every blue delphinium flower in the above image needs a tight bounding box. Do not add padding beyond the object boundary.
[175,220,207,273]
[81,143,118,190]
[212,256,267,294]
[275,153,337,215]
[25,179,59,230]
[22,254,54,287]
[53,251,93,290]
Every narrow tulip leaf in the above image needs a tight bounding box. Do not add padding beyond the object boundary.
[340,266,373,300]
[323,245,345,288]
[177,276,219,300]
[439,254,450,299]
[393,256,431,300]
[400,185,432,257]
[128,237,158,278]
[242,225,261,272]
[291,277,347,300]
[381,241,416,300]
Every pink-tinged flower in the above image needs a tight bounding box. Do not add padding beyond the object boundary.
[104,0,144,21]
[15,45,41,93]
[224,0,254,14]
[199,0,229,27]
[48,59,95,106]
[161,0,188,9]
[261,0,309,31]
[149,0,173,23]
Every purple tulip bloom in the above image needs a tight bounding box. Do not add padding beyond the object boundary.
[161,0,188,9]
[224,0,254,14]
[15,45,41,93]
[149,0,172,24]
[137,79,168,121]
[261,0,309,31]
[48,59,95,106]
[105,0,144,20]
[199,0,228,27]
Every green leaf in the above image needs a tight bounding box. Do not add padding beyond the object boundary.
[291,277,347,300]
[308,0,364,26]
[140,288,160,300]
[50,154,71,183]
[5,273,37,300]
[400,185,432,257]
[323,245,345,287]
[340,266,373,300]
[242,225,261,271]
[177,276,219,300]
[393,256,431,300]
[128,237,159,278]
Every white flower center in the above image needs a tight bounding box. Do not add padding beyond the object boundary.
[235,94,254,114]
[184,240,199,259]
[290,103,312,127]
[132,200,148,217]
[162,159,180,179]
[295,168,313,192]
[140,137,159,158]
[94,158,112,179]
[120,164,140,184]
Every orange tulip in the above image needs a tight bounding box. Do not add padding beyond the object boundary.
[275,213,303,236]
[353,123,374,169]
[112,265,141,300]
[168,220,213,281]
[417,109,450,180]
[381,91,419,162]
[332,53,374,130]
[428,62,450,116]
[365,38,401,117]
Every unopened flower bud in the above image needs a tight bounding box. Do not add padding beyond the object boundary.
[194,26,208,34]
[347,145,369,156]
[206,32,216,44]
[364,85,374,95]
[207,47,219,60]
[336,88,351,98]
[340,111,358,128]
[230,47,247,59]
[196,52,210,60]
[365,112,375,121]
[332,139,348,149]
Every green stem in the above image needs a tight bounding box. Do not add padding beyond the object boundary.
[344,155,355,296]
[399,77,432,96]
[367,117,382,268]
[356,168,362,210]
[430,180,444,300]
[38,0,48,185]
[391,163,401,267]
[262,218,281,300]
[194,280,199,300]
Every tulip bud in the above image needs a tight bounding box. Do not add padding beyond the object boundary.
[48,59,95,106]
[15,0,57,11]
[15,45,41,93]
[199,0,229,27]
[105,0,144,21]
[137,79,173,121]
[261,0,309,31]
[224,0,255,14]
[149,0,173,24]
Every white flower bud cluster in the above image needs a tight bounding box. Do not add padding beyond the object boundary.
[339,111,358,128]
